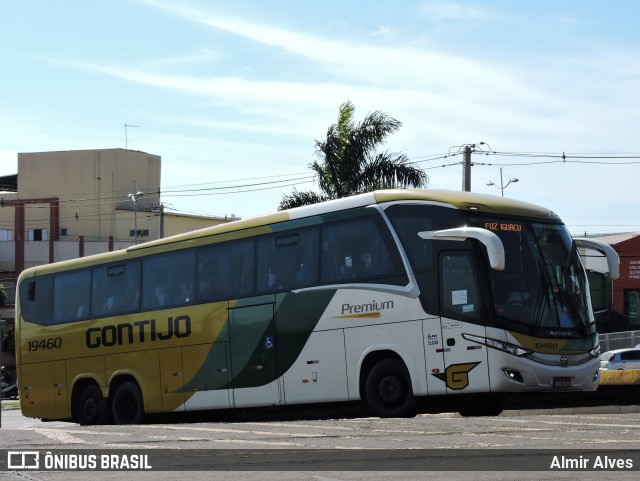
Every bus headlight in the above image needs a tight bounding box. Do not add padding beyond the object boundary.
[462,333,532,357]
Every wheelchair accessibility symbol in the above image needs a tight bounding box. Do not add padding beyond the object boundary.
[265,336,274,349]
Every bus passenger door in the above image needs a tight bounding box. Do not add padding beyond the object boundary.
[160,347,185,412]
[437,251,490,394]
[229,299,281,408]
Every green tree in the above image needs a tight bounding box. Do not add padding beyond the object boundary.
[279,101,427,210]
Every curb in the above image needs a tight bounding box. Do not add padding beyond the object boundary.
[502,404,640,416]
[600,369,640,385]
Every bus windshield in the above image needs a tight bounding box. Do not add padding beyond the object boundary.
[470,217,592,335]
[385,204,592,337]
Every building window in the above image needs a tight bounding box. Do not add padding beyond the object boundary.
[0,229,12,241]
[27,228,48,241]
[60,228,68,237]
[129,229,149,238]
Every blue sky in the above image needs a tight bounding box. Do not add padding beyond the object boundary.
[1,0,639,235]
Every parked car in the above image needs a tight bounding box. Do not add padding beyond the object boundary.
[600,348,640,370]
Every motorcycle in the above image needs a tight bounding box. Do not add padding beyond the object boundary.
[1,365,18,399]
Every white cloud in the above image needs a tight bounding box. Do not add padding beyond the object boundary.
[134,0,563,116]
[145,47,223,68]
[369,25,397,37]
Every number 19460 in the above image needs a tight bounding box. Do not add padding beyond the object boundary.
[28,337,62,351]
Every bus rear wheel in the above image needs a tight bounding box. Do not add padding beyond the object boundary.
[111,381,145,425]
[365,358,417,418]
[75,384,108,426]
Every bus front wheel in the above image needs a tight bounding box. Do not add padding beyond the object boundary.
[364,358,417,418]
[111,381,145,425]
[75,384,108,426]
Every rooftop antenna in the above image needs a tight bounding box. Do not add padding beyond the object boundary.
[124,124,140,150]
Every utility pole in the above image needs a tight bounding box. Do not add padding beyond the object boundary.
[462,145,472,192]
[159,203,165,239]
[128,180,144,245]
[455,142,491,192]
[151,201,165,239]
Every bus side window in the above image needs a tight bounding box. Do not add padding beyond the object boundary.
[256,229,319,293]
[53,269,91,324]
[197,239,255,301]
[19,274,54,325]
[321,217,404,285]
[91,261,141,317]
[142,250,195,310]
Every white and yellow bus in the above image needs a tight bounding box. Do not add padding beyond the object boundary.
[15,189,618,424]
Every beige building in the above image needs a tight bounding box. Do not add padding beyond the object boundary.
[1,149,237,369]
[0,148,235,300]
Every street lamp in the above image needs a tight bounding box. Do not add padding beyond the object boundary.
[128,180,144,244]
[487,168,518,197]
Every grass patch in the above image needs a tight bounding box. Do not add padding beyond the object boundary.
[1,400,20,410]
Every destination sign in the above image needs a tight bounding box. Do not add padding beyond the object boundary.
[484,222,523,232]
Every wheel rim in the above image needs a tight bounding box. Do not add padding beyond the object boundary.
[118,392,138,422]
[378,374,403,405]
[82,397,99,423]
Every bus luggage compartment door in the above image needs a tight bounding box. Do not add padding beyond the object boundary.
[159,347,185,412]
[20,360,68,419]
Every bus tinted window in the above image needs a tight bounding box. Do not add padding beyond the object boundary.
[257,229,319,293]
[385,204,464,271]
[19,274,53,325]
[198,239,254,301]
[53,269,91,324]
[142,250,196,310]
[321,216,405,285]
[92,261,141,317]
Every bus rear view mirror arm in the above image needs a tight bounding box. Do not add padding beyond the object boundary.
[418,227,506,271]
[574,238,620,280]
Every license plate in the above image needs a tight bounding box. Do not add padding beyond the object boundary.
[553,377,572,388]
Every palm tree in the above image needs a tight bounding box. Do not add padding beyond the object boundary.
[279,101,427,210]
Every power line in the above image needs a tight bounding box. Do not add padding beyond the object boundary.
[2,149,640,217]
[161,171,313,190]
[161,175,314,195]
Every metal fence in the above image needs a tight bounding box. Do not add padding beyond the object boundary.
[599,330,640,352]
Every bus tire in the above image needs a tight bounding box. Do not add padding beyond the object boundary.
[75,384,108,426]
[364,358,417,418]
[111,381,145,425]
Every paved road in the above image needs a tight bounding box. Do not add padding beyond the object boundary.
[1,404,640,480]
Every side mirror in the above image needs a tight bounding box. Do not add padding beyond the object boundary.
[418,227,505,271]
[574,238,620,280]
